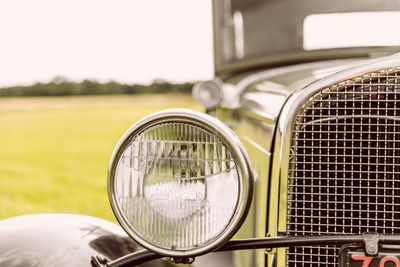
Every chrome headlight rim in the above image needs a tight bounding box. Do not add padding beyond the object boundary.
[108,108,253,257]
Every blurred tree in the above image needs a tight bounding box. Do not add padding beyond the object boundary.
[0,78,194,97]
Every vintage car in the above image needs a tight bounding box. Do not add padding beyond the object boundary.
[2,1,400,267]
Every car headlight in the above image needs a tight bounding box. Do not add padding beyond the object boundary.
[108,109,253,256]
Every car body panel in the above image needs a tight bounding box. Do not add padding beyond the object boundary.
[0,213,172,267]
[213,54,400,266]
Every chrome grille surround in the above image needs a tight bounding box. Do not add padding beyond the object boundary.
[286,66,400,266]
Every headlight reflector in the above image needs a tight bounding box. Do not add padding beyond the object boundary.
[108,109,252,256]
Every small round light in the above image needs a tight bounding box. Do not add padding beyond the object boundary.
[192,79,223,110]
[108,109,253,256]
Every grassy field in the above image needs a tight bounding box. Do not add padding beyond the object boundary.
[0,94,201,220]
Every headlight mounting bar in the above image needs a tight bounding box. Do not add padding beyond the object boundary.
[91,233,400,267]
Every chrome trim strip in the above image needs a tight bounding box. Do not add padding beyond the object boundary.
[241,135,271,157]
[298,114,400,129]
[108,108,254,257]
[233,11,244,60]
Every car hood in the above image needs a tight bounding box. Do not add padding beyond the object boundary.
[220,57,372,121]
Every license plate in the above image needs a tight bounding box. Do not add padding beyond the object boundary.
[339,245,400,267]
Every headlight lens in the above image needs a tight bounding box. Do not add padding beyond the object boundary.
[108,109,252,256]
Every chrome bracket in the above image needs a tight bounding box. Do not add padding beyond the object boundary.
[363,232,380,256]
[91,255,108,267]
[170,257,195,264]
[264,233,277,254]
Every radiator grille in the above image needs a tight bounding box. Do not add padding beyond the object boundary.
[286,67,400,266]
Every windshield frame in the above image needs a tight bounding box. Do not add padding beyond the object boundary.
[212,0,400,78]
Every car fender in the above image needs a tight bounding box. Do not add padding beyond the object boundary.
[0,213,173,267]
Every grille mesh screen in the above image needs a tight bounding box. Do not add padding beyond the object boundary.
[286,67,400,266]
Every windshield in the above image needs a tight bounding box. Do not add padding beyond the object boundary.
[214,0,400,74]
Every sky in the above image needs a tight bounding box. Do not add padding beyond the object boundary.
[0,0,214,87]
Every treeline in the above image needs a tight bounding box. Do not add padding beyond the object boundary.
[0,77,194,97]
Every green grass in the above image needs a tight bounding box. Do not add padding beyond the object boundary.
[0,94,201,220]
